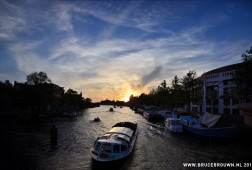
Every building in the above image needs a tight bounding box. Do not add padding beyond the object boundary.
[13,81,65,117]
[191,63,245,115]
[0,80,14,115]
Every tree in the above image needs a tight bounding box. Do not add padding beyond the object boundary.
[85,98,92,103]
[65,89,78,95]
[171,75,184,110]
[26,71,51,85]
[181,70,197,111]
[237,46,252,102]
[171,75,182,90]
[241,46,252,62]
[155,80,170,108]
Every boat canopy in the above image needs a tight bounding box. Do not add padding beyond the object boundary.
[198,112,221,128]
[108,127,134,138]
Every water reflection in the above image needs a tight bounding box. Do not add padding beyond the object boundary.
[1,105,252,169]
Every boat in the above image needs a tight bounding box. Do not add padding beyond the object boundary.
[90,122,138,163]
[135,106,144,115]
[158,110,174,119]
[164,115,183,133]
[94,117,101,122]
[142,106,161,120]
[180,112,237,138]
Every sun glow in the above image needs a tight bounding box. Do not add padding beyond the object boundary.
[121,89,140,102]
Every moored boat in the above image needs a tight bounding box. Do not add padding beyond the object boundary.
[90,122,138,163]
[165,115,183,133]
[158,110,174,119]
[142,106,161,120]
[180,112,237,138]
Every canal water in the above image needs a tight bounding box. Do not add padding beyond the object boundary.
[1,105,252,169]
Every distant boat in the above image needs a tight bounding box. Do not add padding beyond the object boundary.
[164,115,183,133]
[94,117,101,122]
[180,112,237,138]
[90,122,138,163]
[109,107,114,112]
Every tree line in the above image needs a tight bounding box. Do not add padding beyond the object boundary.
[128,70,202,111]
[128,46,252,111]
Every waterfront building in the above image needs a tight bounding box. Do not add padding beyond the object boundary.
[0,80,14,115]
[191,63,249,115]
[13,81,65,117]
[1,80,87,119]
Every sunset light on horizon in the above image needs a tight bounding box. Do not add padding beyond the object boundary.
[1,0,252,102]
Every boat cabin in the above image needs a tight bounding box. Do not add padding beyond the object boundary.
[93,139,129,157]
[166,117,181,126]
[92,126,134,157]
[165,117,183,133]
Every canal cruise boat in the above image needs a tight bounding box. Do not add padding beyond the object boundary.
[90,122,138,163]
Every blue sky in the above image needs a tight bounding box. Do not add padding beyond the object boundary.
[1,0,252,102]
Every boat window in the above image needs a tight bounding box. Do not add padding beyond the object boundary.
[121,144,127,152]
[95,142,101,150]
[113,144,120,153]
[101,143,112,153]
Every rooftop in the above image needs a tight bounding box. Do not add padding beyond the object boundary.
[202,63,243,76]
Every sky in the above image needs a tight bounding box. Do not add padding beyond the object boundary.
[0,0,252,102]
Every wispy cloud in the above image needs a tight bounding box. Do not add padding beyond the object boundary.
[0,1,27,40]
[140,66,162,87]
[1,0,252,101]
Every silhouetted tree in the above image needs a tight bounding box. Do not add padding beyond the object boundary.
[171,75,182,90]
[236,46,252,102]
[171,75,185,110]
[26,71,51,85]
[65,89,78,95]
[181,70,197,111]
[241,46,252,62]
[85,98,92,103]
[155,80,170,108]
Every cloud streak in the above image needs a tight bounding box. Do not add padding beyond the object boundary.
[140,66,163,87]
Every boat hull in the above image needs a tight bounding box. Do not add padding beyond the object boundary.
[182,124,237,138]
[166,125,183,133]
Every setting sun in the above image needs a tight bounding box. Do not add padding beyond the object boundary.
[121,89,140,102]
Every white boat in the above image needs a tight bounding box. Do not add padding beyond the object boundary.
[164,115,183,133]
[90,122,138,163]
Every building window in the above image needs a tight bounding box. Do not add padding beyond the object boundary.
[213,108,218,114]
[224,99,230,105]
[224,108,230,114]
[232,109,239,115]
[232,99,239,105]
[206,108,211,112]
